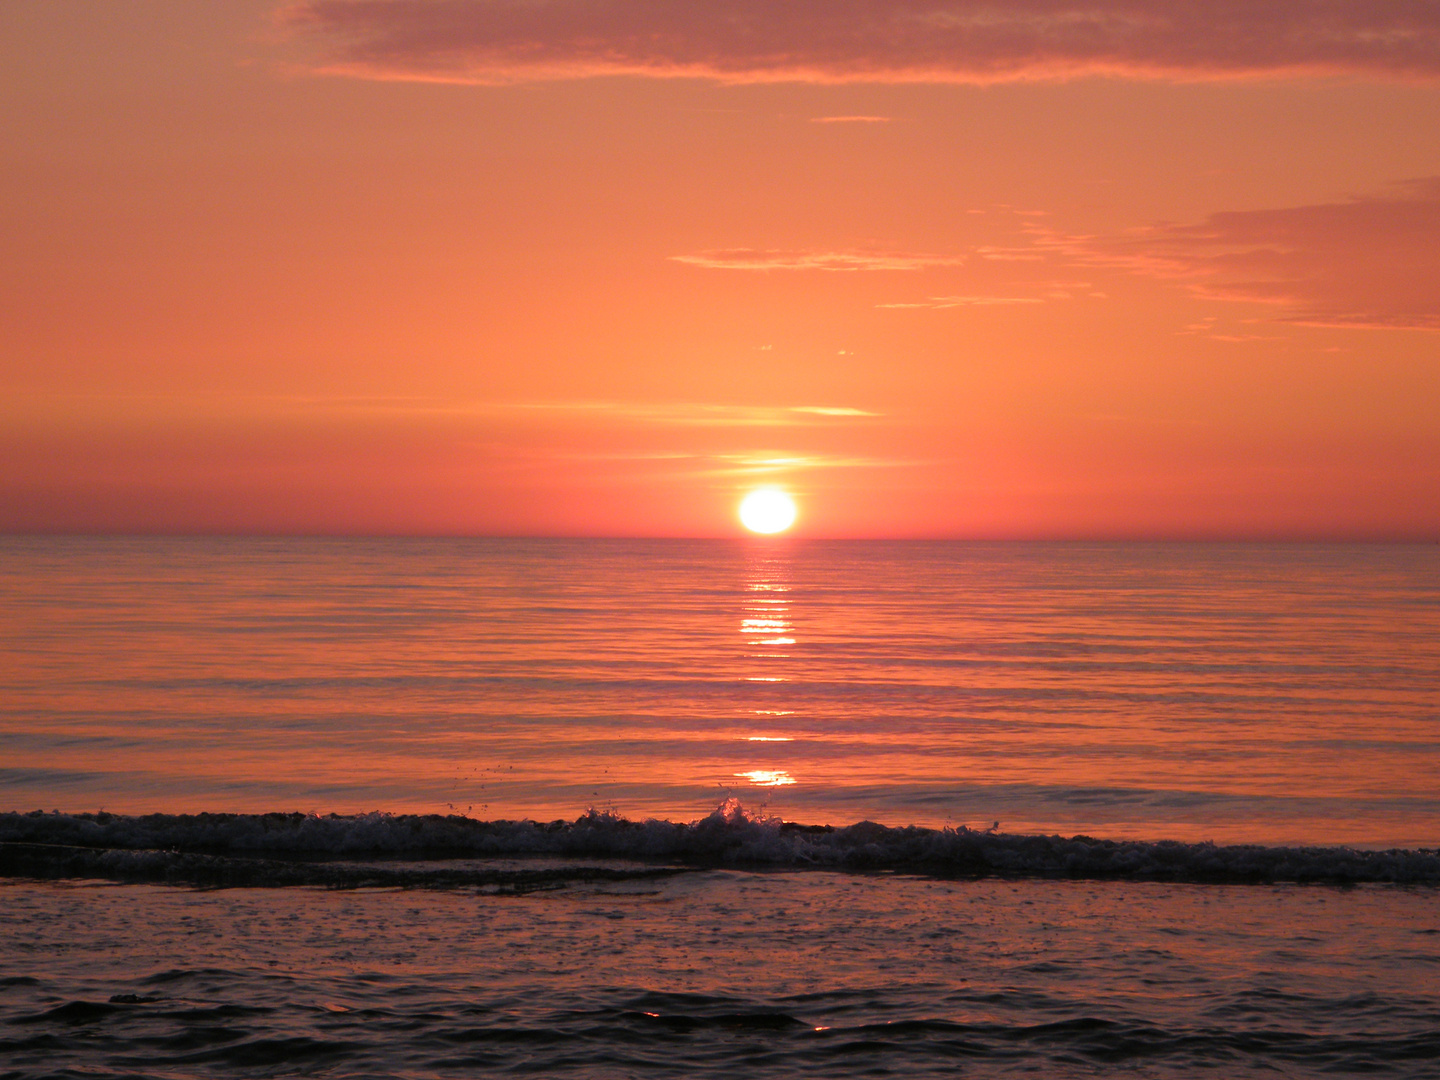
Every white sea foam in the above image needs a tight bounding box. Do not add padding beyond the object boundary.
[2,802,1437,886]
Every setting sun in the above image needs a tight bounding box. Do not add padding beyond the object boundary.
[739,490,797,534]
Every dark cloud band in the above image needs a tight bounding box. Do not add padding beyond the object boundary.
[1042,180,1440,330]
[284,0,1440,83]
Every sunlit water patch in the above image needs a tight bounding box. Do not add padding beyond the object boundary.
[4,538,1440,1077]
[2,537,1438,845]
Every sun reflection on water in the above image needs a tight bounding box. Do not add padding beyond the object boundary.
[735,552,801,790]
[735,769,797,786]
[743,572,793,655]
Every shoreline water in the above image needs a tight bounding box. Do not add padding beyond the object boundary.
[5,806,1439,887]
[5,867,1439,1079]
[5,540,1440,1076]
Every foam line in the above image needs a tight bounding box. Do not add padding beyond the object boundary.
[2,801,1437,886]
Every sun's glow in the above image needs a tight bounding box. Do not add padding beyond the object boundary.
[736,769,796,786]
[739,489,797,534]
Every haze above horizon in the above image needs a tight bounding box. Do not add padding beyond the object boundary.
[3,1,1438,539]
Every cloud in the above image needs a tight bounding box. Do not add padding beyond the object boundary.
[484,447,907,480]
[975,246,1048,262]
[706,451,915,476]
[282,1,1440,84]
[877,294,1046,309]
[502,401,883,424]
[1038,179,1440,330]
[810,115,893,123]
[1,394,881,429]
[1177,317,1285,342]
[671,249,964,271]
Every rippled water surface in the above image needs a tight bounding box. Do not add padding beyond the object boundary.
[3,537,1438,844]
[3,537,1439,1077]
[4,875,1439,1079]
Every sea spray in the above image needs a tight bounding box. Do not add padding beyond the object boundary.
[4,802,1438,887]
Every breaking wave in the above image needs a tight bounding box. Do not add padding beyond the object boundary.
[3,801,1437,888]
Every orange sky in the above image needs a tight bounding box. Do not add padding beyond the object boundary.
[2,0,1438,537]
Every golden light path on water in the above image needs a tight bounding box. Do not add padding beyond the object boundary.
[739,554,800,791]
[735,769,798,786]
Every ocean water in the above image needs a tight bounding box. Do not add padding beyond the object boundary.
[2,537,1439,1077]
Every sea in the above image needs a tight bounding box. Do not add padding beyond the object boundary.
[1,536,1438,1077]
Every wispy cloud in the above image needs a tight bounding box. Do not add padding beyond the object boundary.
[1036,179,1440,330]
[706,451,915,476]
[975,246,1047,262]
[3,394,882,429]
[1178,317,1286,343]
[283,1,1440,84]
[501,401,883,425]
[877,295,1046,309]
[481,447,911,478]
[810,115,893,123]
[671,249,964,271]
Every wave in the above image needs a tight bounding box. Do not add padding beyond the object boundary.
[2,801,1437,888]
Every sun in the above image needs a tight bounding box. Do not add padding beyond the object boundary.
[739,489,797,534]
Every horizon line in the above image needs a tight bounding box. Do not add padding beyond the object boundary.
[3,530,1437,544]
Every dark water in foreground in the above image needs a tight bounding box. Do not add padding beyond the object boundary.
[3,538,1439,1076]
[4,870,1438,1078]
